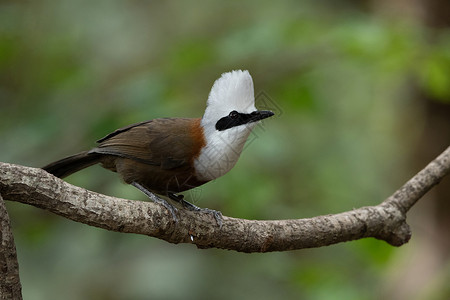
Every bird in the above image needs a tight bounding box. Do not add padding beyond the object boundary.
[43,70,274,224]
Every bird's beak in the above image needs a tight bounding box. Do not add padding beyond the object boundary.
[249,110,275,123]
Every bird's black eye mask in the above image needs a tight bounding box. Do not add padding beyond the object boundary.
[215,110,274,131]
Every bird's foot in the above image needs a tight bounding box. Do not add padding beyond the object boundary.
[168,193,223,228]
[132,182,178,222]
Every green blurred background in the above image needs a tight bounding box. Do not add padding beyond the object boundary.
[1,1,450,299]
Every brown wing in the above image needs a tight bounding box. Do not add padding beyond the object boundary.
[90,118,202,170]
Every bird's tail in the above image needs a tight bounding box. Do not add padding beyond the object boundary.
[42,151,102,178]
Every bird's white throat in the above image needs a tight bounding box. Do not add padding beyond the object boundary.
[194,123,255,181]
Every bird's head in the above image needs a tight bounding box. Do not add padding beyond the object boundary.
[201,70,274,136]
[194,70,274,181]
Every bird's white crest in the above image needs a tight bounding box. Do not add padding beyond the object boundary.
[195,70,258,181]
[201,70,256,126]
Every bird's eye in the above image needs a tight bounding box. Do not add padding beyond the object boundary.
[229,110,239,119]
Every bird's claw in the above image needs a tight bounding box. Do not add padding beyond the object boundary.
[133,182,178,222]
[183,201,223,228]
[169,193,223,228]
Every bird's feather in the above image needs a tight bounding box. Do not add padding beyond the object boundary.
[91,118,204,170]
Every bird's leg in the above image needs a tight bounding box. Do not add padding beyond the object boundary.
[132,182,178,222]
[168,193,223,228]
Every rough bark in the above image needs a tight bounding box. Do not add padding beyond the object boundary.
[0,146,449,254]
[0,194,22,300]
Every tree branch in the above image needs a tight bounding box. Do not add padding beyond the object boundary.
[0,194,23,300]
[0,146,449,253]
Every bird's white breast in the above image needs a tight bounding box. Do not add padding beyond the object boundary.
[193,124,254,181]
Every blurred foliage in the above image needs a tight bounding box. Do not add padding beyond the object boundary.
[1,0,449,299]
